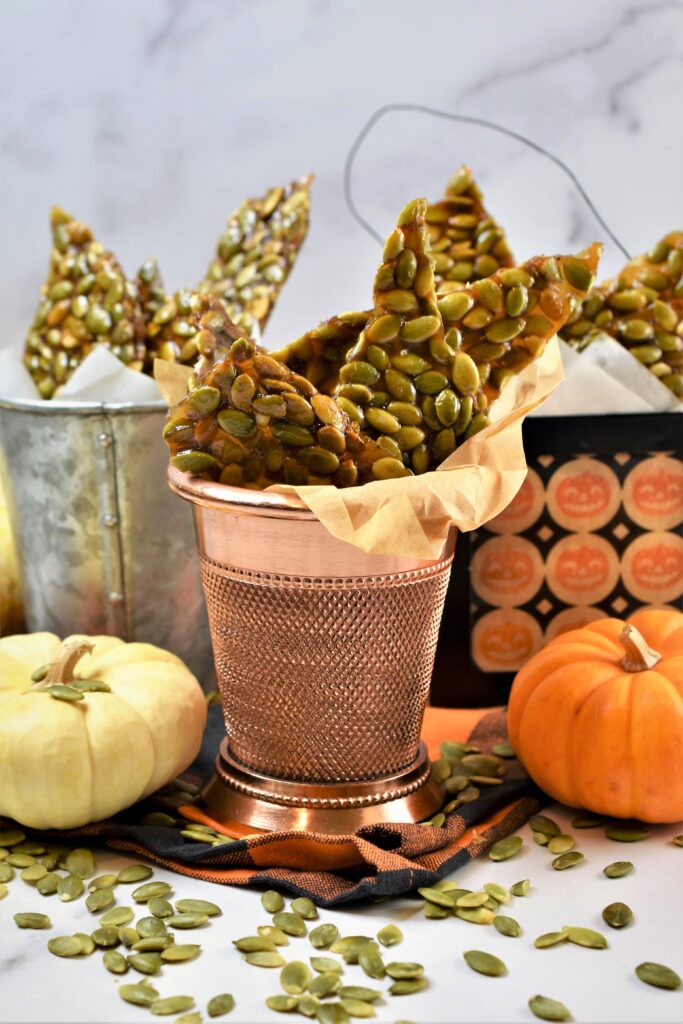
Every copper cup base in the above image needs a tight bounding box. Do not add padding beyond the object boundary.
[202,738,444,834]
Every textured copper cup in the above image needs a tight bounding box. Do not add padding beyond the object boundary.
[169,467,454,833]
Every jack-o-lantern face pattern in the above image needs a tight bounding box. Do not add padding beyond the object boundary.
[469,448,683,676]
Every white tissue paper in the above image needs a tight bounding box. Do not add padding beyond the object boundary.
[0,345,163,404]
[532,337,681,416]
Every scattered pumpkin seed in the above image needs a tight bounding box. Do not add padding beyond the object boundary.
[551,852,584,871]
[148,897,173,918]
[309,972,341,997]
[290,896,318,920]
[463,950,507,977]
[565,926,607,949]
[0,883,7,900]
[89,873,118,892]
[86,887,115,913]
[206,991,236,1015]
[46,684,84,702]
[417,886,457,908]
[492,742,515,758]
[385,962,424,980]
[310,923,340,948]
[455,907,495,925]
[602,902,633,928]
[175,897,222,916]
[103,949,128,974]
[176,1015,202,1024]
[603,861,633,878]
[635,962,681,990]
[118,982,160,1007]
[424,902,450,919]
[131,936,173,952]
[57,874,84,901]
[571,813,605,829]
[358,943,385,979]
[529,815,561,837]
[161,943,202,962]
[166,912,208,929]
[7,853,36,867]
[243,951,286,967]
[533,832,549,846]
[118,927,140,948]
[547,835,575,855]
[483,883,510,904]
[234,935,276,952]
[316,1005,350,1024]
[73,932,95,955]
[534,931,569,949]
[605,827,651,842]
[262,890,285,913]
[137,916,168,937]
[281,960,312,994]
[672,836,683,847]
[132,880,172,902]
[389,979,428,995]
[297,994,320,1018]
[0,863,15,883]
[21,864,48,884]
[127,952,162,974]
[308,958,342,978]
[493,915,521,937]
[14,912,51,929]
[48,935,84,957]
[488,836,523,861]
[259,925,289,946]
[266,995,299,1012]
[273,911,307,936]
[0,829,25,846]
[456,891,489,908]
[337,986,381,1002]
[339,996,375,1018]
[118,864,154,884]
[528,994,572,1021]
[377,924,402,946]
[150,995,195,1015]
[92,926,120,948]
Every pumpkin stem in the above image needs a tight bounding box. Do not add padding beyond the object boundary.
[619,624,662,672]
[39,639,94,687]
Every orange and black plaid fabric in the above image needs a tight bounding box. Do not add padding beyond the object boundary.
[2,707,540,906]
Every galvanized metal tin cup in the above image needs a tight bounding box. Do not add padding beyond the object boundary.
[0,397,213,682]
[169,466,454,833]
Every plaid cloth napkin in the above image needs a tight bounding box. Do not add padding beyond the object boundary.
[4,706,540,906]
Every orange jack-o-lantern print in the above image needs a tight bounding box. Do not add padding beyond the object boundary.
[621,531,683,604]
[471,536,544,608]
[547,457,621,532]
[546,533,620,605]
[544,605,604,642]
[623,456,683,531]
[472,609,543,672]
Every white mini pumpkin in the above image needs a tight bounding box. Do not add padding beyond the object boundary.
[0,633,207,829]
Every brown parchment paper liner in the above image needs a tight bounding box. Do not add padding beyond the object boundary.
[156,338,563,560]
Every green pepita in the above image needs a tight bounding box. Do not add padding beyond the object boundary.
[565,926,607,949]
[488,836,523,861]
[552,852,584,871]
[14,912,51,929]
[377,924,402,946]
[132,880,172,902]
[510,879,531,897]
[310,923,340,948]
[603,861,633,878]
[272,911,307,937]
[463,949,507,977]
[127,952,162,974]
[266,995,299,1013]
[57,874,84,902]
[161,943,201,962]
[602,902,633,928]
[91,926,120,948]
[635,962,681,990]
[118,864,154,884]
[243,951,286,967]
[528,994,572,1021]
[493,915,521,937]
[604,827,651,842]
[118,981,160,1007]
[175,897,222,916]
[150,995,195,1016]
[280,960,312,994]
[103,949,128,974]
[48,935,84,957]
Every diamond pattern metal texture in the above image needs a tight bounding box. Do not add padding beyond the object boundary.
[200,556,453,783]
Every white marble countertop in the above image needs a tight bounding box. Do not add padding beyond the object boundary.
[1,804,681,1024]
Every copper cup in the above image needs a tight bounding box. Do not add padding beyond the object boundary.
[169,467,454,833]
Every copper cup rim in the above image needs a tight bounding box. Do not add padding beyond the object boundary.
[168,464,314,521]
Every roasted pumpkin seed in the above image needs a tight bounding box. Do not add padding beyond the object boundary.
[534,931,569,949]
[310,923,340,948]
[150,995,195,1015]
[266,995,299,1012]
[234,935,276,952]
[565,926,607,949]
[48,935,84,957]
[14,912,51,929]
[86,887,115,913]
[552,852,584,871]
[385,962,424,980]
[547,835,575,855]
[602,902,633,928]
[311,956,343,974]
[103,949,128,974]
[161,943,201,962]
[136,916,168,938]
[309,971,340,997]
[377,924,402,946]
[635,961,681,990]
[261,889,285,913]
[175,897,222,916]
[528,994,572,1021]
[290,896,318,920]
[358,943,385,979]
[529,815,561,837]
[389,978,427,995]
[127,952,162,974]
[488,836,523,861]
[118,864,154,884]
[603,861,634,878]
[493,915,521,937]
[463,949,507,976]
[148,897,174,918]
[604,827,650,842]
[37,871,64,895]
[273,911,307,936]
[119,981,160,1006]
[91,926,120,948]
[89,873,118,891]
[57,874,84,901]
[280,960,312,994]
[133,881,172,902]
[258,925,289,946]
[243,951,286,967]
[132,936,174,952]
[571,813,605,829]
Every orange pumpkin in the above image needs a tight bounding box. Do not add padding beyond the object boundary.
[508,608,683,824]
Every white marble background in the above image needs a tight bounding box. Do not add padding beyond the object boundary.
[1,0,682,354]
